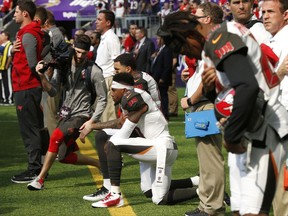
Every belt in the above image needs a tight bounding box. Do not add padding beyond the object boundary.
[191,100,210,112]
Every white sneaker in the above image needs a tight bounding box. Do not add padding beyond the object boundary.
[91,192,124,208]
[27,177,44,190]
[83,186,109,201]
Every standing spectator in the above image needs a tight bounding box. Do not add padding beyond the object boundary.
[115,0,125,19]
[96,10,121,122]
[132,27,155,74]
[0,0,13,17]
[27,34,107,190]
[0,35,3,104]
[58,26,70,42]
[0,31,13,105]
[10,0,45,183]
[41,10,65,136]
[190,0,200,13]
[123,0,130,15]
[261,0,288,215]
[150,35,173,120]
[123,22,137,53]
[158,2,171,24]
[179,3,226,216]
[90,31,101,62]
[179,0,191,11]
[159,10,288,216]
[129,0,140,14]
[150,0,160,14]
[74,28,85,41]
[167,54,179,117]
[222,1,233,20]
[228,0,270,44]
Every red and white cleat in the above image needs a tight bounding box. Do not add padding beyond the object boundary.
[91,192,124,208]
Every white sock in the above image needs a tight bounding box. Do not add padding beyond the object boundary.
[110,186,121,195]
[103,179,111,190]
[191,175,200,186]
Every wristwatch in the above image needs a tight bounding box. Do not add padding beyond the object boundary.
[187,98,193,107]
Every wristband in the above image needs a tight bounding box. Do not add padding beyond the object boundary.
[187,98,193,107]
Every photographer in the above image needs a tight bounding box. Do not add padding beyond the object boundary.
[27,34,107,190]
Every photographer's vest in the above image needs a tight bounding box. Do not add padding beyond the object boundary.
[0,41,11,70]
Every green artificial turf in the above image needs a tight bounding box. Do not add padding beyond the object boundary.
[0,88,232,216]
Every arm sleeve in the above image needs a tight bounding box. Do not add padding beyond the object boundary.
[219,52,259,144]
[22,33,39,70]
[108,35,121,61]
[91,66,107,122]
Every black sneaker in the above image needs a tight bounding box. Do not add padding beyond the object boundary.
[83,186,109,202]
[11,170,38,183]
[185,208,209,216]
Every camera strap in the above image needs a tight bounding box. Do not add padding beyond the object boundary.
[66,62,87,104]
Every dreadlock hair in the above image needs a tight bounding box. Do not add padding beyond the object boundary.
[114,53,137,71]
[158,10,205,54]
[113,72,135,86]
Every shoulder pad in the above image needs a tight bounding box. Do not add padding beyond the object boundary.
[133,72,149,92]
[121,90,146,112]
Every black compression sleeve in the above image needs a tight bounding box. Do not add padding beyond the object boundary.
[219,52,259,144]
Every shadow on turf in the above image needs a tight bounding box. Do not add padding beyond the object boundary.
[0,207,17,215]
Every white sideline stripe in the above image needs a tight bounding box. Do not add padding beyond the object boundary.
[77,138,136,216]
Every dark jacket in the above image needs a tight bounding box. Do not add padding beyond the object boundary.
[150,45,173,86]
[134,37,155,74]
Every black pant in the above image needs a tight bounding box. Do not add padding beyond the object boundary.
[1,69,13,103]
[159,85,169,120]
[14,87,44,172]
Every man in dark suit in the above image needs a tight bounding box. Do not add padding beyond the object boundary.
[133,27,155,74]
[150,35,173,120]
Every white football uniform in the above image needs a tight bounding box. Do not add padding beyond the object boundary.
[110,88,178,204]
[202,21,288,215]
[267,25,288,110]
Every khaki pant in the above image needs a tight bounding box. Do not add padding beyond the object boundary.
[42,91,60,135]
[273,163,288,216]
[100,76,117,122]
[168,70,178,115]
[194,103,226,215]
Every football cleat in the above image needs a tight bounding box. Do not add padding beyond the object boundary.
[91,192,124,208]
[83,186,109,201]
[27,177,44,190]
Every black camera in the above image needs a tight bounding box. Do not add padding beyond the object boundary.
[39,40,73,74]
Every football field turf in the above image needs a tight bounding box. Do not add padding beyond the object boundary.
[0,88,232,216]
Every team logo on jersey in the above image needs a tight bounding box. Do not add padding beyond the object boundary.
[127,97,138,108]
[214,41,234,59]
[214,87,235,119]
[212,34,222,44]
[134,84,143,90]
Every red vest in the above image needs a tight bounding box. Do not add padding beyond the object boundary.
[12,21,43,92]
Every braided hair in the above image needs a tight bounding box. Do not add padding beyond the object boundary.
[158,11,206,55]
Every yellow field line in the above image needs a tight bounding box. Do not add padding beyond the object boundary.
[77,138,136,216]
